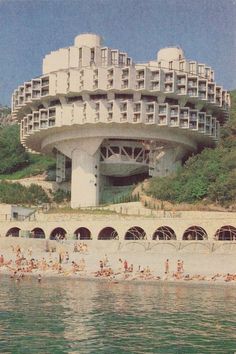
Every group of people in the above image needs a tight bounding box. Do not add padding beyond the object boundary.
[73,242,88,253]
[0,245,236,284]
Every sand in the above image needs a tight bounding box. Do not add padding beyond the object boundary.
[0,241,236,285]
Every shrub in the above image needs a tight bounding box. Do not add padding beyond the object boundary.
[0,181,49,204]
[53,189,71,203]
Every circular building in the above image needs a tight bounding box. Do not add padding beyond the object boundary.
[12,33,230,208]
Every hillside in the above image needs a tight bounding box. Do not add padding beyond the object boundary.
[0,122,57,205]
[146,90,236,207]
[0,123,55,178]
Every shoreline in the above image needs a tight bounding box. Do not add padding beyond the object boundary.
[1,267,236,287]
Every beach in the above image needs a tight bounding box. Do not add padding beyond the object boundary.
[1,238,236,285]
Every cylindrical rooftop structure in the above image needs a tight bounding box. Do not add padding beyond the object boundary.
[74,33,103,48]
[157,47,185,62]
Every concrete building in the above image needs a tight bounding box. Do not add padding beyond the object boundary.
[12,34,230,208]
[0,204,35,222]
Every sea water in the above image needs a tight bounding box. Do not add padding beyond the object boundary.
[0,275,235,353]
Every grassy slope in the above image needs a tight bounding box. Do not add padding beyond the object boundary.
[0,123,55,179]
[0,122,56,204]
[0,153,55,180]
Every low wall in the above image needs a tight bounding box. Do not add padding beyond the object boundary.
[0,210,235,241]
[0,237,236,256]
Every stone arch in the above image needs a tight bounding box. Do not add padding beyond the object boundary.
[50,227,67,240]
[152,226,176,240]
[74,227,91,240]
[6,227,21,237]
[124,226,146,240]
[183,226,208,240]
[30,227,46,239]
[98,227,118,240]
[214,225,236,241]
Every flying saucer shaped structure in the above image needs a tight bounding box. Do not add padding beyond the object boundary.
[12,34,230,207]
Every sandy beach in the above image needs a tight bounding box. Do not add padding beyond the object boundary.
[1,240,236,285]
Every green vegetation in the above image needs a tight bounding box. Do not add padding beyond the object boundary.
[0,105,11,116]
[52,189,71,203]
[0,124,29,174]
[0,124,55,179]
[101,185,138,204]
[47,206,118,215]
[147,90,236,206]
[0,181,49,204]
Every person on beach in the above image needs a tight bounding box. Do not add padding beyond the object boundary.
[73,242,78,252]
[0,254,4,266]
[38,274,42,282]
[165,259,169,274]
[180,260,184,273]
[82,243,88,253]
[65,252,69,263]
[177,260,181,273]
[103,254,109,267]
[128,264,133,272]
[124,260,128,272]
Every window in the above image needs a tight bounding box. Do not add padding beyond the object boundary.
[79,48,82,60]
[189,63,195,74]
[198,65,204,76]
[101,48,107,64]
[111,51,117,65]
[179,61,184,71]
[205,68,210,78]
[169,61,173,70]
[91,48,95,62]
[119,54,125,66]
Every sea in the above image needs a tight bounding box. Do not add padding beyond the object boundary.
[0,275,235,354]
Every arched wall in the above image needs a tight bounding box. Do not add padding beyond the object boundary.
[0,212,235,241]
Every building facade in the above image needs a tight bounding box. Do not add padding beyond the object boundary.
[12,34,230,208]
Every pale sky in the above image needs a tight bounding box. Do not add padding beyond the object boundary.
[0,0,235,105]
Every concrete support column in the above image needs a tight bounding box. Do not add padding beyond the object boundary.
[55,137,103,208]
[71,147,100,208]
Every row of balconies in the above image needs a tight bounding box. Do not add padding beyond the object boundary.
[155,58,215,82]
[20,102,219,141]
[12,67,230,113]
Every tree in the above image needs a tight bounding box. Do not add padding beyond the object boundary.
[0,124,29,173]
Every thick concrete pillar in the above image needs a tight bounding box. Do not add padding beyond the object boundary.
[71,147,100,208]
[55,138,103,208]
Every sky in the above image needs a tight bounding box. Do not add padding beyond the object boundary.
[0,0,235,106]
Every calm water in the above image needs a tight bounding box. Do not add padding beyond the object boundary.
[0,276,235,354]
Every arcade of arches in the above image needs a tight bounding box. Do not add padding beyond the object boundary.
[4,225,236,241]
